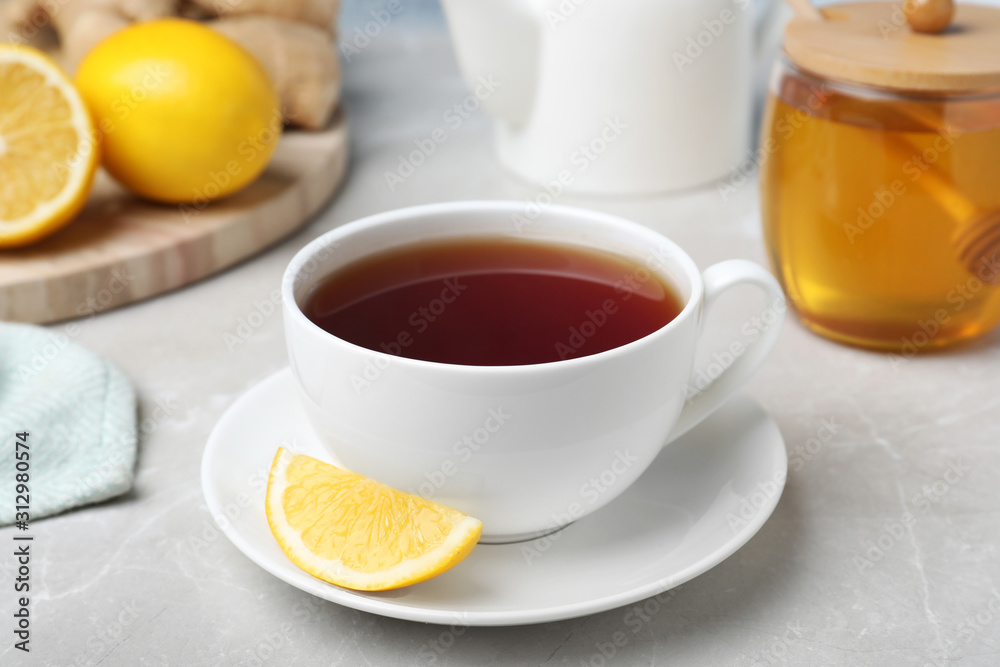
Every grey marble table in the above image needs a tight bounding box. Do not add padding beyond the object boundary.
[3,18,1000,667]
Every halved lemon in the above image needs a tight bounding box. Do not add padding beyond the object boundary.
[0,45,97,248]
[266,448,482,591]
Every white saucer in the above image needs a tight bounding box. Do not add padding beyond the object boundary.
[201,368,786,627]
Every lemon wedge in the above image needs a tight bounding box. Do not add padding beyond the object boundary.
[0,45,97,247]
[266,448,482,591]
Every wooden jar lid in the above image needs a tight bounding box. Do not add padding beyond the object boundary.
[784,2,1000,93]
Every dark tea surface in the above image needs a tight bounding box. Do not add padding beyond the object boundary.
[303,237,683,366]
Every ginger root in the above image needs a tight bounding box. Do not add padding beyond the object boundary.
[2,0,177,69]
[209,16,340,130]
[186,0,339,34]
[59,1,178,70]
[0,0,341,130]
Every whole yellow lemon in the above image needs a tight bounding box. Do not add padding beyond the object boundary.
[75,19,281,205]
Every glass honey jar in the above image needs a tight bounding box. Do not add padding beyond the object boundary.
[761,0,1000,351]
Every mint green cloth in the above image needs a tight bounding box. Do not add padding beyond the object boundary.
[0,322,137,525]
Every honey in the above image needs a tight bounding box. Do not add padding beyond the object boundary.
[761,60,1000,351]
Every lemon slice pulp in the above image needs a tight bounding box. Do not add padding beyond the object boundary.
[266,447,482,591]
[0,45,96,247]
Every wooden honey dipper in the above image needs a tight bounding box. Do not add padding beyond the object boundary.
[784,0,1000,282]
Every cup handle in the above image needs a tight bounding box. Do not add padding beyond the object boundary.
[664,259,785,446]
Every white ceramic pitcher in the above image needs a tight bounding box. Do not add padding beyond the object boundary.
[440,0,779,194]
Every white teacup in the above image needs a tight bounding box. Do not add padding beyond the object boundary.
[282,201,784,543]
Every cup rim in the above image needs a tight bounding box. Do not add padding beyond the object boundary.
[281,200,704,373]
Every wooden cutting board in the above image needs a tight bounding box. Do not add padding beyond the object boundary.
[0,109,348,324]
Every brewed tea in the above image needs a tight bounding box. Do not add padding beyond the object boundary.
[303,237,683,366]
